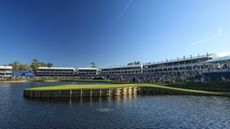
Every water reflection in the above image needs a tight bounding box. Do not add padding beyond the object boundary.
[1,82,230,129]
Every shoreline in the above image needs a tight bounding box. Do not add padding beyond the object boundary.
[0,79,113,84]
[0,80,29,83]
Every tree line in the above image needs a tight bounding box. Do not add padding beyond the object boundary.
[8,59,54,71]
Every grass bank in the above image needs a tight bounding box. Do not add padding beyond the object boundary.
[167,82,230,92]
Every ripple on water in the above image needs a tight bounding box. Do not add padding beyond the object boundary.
[0,83,230,129]
[96,108,113,113]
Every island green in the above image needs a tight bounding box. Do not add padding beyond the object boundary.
[25,83,230,97]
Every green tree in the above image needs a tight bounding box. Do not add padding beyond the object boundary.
[90,62,96,68]
[8,61,20,70]
[9,61,32,71]
[47,63,54,67]
[18,64,32,71]
[31,59,39,71]
[30,59,46,71]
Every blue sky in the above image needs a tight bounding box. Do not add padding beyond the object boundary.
[0,0,230,67]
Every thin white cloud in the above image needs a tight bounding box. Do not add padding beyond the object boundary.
[119,0,133,18]
[190,28,223,46]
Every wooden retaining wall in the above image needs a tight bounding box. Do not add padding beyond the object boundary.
[24,87,140,98]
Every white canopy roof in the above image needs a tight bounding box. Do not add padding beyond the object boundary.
[206,55,230,63]
[0,66,13,69]
[77,68,97,70]
[38,67,75,70]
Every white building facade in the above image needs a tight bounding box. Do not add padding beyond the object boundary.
[101,64,143,81]
[32,52,230,82]
[0,66,13,78]
[76,68,99,79]
[35,67,75,76]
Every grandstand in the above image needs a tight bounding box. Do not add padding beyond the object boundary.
[141,53,230,83]
[0,66,13,79]
[35,67,75,76]
[32,52,230,83]
[101,64,143,82]
[202,54,230,82]
[143,53,215,74]
[76,68,99,79]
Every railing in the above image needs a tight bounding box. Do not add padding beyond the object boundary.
[203,69,230,73]
[144,54,215,66]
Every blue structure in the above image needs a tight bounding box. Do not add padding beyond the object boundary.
[12,71,34,77]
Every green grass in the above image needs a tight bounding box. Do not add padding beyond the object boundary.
[25,83,230,97]
[25,84,139,91]
[142,84,228,96]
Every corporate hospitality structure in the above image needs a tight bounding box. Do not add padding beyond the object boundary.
[32,52,230,83]
[101,64,143,80]
[141,53,216,82]
[0,66,13,79]
[35,67,75,76]
[76,68,99,79]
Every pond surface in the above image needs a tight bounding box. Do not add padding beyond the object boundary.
[0,82,230,129]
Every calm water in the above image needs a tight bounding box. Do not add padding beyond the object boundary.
[0,82,230,129]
